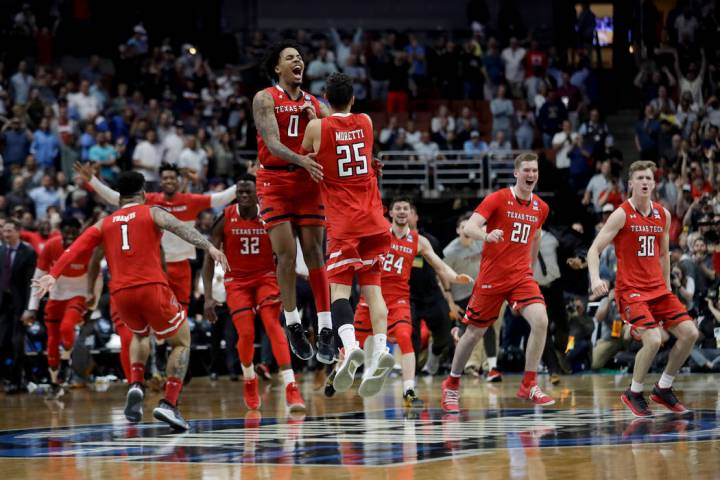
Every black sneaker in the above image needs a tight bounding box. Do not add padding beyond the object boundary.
[316,327,337,364]
[324,369,337,398]
[621,388,652,417]
[153,399,189,431]
[285,323,314,360]
[45,383,64,401]
[650,384,690,414]
[124,383,145,423]
[403,389,424,409]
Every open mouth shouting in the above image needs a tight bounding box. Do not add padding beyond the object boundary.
[292,64,303,82]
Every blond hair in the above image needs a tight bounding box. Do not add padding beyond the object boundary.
[627,160,657,179]
[514,152,539,170]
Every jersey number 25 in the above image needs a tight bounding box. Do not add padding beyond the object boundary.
[337,143,368,177]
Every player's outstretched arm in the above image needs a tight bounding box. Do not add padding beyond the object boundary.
[463,213,502,243]
[301,119,321,153]
[86,245,105,310]
[73,161,120,206]
[209,184,238,208]
[418,235,473,285]
[151,206,229,272]
[661,208,672,290]
[201,215,225,323]
[33,223,104,297]
[588,208,626,297]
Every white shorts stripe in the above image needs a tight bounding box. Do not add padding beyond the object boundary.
[326,258,376,271]
[154,309,187,336]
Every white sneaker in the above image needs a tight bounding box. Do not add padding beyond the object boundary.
[358,348,395,398]
[153,400,189,431]
[124,384,144,423]
[333,345,364,393]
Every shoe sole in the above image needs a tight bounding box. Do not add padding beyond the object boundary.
[316,350,336,365]
[333,349,365,393]
[287,402,306,412]
[621,394,653,418]
[124,388,144,423]
[486,375,502,383]
[153,407,189,431]
[649,393,690,414]
[358,353,395,398]
[287,329,314,361]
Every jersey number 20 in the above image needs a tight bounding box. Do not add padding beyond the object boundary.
[337,143,368,177]
[510,222,531,244]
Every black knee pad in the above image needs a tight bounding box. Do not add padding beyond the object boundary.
[331,299,354,328]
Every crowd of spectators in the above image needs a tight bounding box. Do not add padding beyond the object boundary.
[1,1,719,392]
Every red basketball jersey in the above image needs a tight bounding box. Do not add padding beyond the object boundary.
[316,113,388,239]
[613,200,668,300]
[101,204,168,293]
[475,188,549,292]
[257,85,321,168]
[222,204,275,279]
[38,236,91,277]
[380,229,420,303]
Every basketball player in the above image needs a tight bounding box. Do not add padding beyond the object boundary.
[353,197,472,407]
[588,160,698,417]
[202,177,305,412]
[253,40,335,363]
[23,218,89,399]
[301,72,395,397]
[441,153,555,413]
[75,162,236,313]
[33,171,229,431]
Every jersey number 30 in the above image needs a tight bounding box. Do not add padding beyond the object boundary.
[638,235,655,257]
[337,143,368,177]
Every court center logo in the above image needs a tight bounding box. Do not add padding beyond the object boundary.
[1,408,719,465]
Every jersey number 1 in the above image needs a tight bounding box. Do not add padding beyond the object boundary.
[337,142,368,177]
[120,224,130,251]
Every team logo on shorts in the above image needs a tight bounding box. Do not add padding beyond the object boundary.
[0,408,717,465]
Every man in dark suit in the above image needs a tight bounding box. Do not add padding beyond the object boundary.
[0,219,37,393]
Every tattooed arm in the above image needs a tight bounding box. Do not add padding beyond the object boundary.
[252,90,323,181]
[151,206,230,272]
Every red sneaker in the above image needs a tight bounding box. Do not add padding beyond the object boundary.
[243,378,261,410]
[621,388,652,417]
[516,383,555,406]
[285,382,306,412]
[649,384,690,414]
[485,368,503,383]
[441,378,460,413]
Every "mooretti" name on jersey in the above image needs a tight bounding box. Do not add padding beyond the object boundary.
[231,228,266,235]
[630,225,664,233]
[335,129,365,142]
[112,212,136,222]
[506,211,539,222]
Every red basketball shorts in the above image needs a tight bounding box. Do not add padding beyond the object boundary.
[224,274,281,317]
[325,231,391,286]
[463,277,545,328]
[44,296,87,323]
[616,290,692,334]
[112,283,186,339]
[166,260,192,307]
[354,298,414,353]
[256,168,325,229]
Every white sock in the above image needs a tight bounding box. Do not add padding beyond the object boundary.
[658,372,674,389]
[318,311,332,331]
[373,334,387,357]
[281,369,295,387]
[487,356,497,370]
[284,309,301,326]
[338,324,357,351]
[242,364,256,380]
[630,380,643,393]
[403,379,415,393]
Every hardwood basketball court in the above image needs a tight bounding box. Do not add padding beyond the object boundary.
[1,374,719,479]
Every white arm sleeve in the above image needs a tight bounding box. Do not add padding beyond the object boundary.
[27,268,48,310]
[89,176,120,206]
[210,184,237,208]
